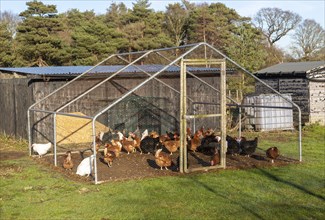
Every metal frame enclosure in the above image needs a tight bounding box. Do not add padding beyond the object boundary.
[180,59,227,173]
[26,42,303,184]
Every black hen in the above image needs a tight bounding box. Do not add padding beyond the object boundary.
[226,135,241,155]
[240,137,258,157]
[140,136,160,154]
[166,131,179,140]
[198,134,220,155]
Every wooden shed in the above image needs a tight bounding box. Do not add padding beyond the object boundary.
[255,61,325,125]
[0,65,234,140]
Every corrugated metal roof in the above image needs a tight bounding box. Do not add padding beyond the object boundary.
[255,61,325,75]
[0,65,231,76]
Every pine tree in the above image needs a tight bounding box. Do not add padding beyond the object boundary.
[121,0,172,57]
[0,22,14,67]
[66,10,127,65]
[14,0,69,66]
[187,3,244,52]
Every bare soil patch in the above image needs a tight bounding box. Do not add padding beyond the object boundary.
[34,148,298,183]
[0,151,26,161]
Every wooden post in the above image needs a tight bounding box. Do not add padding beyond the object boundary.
[179,59,185,173]
[181,59,227,173]
[220,61,227,168]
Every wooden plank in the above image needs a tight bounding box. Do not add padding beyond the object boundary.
[0,80,15,135]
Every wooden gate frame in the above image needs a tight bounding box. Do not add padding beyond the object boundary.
[180,59,227,173]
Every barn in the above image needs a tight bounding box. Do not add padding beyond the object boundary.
[0,64,232,140]
[255,61,325,126]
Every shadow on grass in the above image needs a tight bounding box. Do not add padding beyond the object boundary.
[257,168,325,202]
[188,176,266,220]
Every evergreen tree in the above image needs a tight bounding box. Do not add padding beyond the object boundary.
[14,0,69,66]
[226,22,267,72]
[186,3,244,52]
[66,10,126,65]
[0,22,14,66]
[226,22,267,98]
[105,3,128,29]
[121,0,172,57]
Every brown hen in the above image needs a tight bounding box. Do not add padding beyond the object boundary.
[63,151,74,170]
[155,149,172,170]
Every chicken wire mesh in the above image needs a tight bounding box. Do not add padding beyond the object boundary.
[28,42,302,183]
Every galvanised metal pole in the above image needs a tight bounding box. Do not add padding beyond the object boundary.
[91,51,155,184]
[193,105,196,133]
[27,54,117,112]
[30,109,93,119]
[156,52,239,104]
[92,44,203,119]
[28,43,200,115]
[298,108,302,162]
[55,52,153,113]
[116,55,195,103]
[116,43,200,56]
[239,107,242,138]
[53,113,57,166]
[91,44,203,178]
[92,118,98,184]
[27,109,32,156]
[26,54,117,152]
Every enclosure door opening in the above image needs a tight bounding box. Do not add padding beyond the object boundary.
[180,59,227,173]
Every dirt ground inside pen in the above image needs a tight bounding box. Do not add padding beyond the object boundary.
[26,147,298,183]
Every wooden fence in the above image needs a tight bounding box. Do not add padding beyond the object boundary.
[0,78,34,138]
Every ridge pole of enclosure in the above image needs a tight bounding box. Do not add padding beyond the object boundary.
[116,55,195,103]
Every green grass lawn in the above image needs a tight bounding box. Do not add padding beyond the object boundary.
[1,125,324,219]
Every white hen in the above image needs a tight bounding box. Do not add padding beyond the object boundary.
[76,155,95,177]
[141,129,148,141]
[32,142,52,157]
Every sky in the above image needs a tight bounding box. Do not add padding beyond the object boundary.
[1,0,324,50]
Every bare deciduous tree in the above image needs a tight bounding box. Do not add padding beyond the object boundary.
[0,11,21,38]
[254,7,302,46]
[164,3,189,47]
[290,19,325,60]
